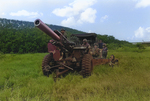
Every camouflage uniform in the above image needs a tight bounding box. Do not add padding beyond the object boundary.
[92,44,100,58]
[109,55,119,67]
[82,39,92,54]
[82,43,90,47]
[102,44,108,58]
[82,39,90,48]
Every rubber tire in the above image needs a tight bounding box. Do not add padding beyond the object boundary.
[81,54,93,78]
[42,54,52,77]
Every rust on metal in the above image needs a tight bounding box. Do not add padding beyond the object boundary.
[92,58,111,67]
[58,63,73,70]
[34,19,60,41]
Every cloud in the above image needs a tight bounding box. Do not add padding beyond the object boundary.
[78,8,97,24]
[88,30,94,33]
[52,0,97,27]
[135,0,150,8]
[0,0,68,10]
[53,0,97,17]
[0,12,6,17]
[52,7,74,17]
[134,26,150,41]
[100,15,108,22]
[134,27,144,38]
[0,0,69,19]
[2,12,5,15]
[10,10,43,18]
[61,17,76,27]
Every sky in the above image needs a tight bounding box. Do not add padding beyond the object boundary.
[0,0,150,42]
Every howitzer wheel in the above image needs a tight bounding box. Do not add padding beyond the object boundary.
[81,54,93,78]
[42,54,53,77]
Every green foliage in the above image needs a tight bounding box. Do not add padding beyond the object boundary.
[97,34,134,50]
[115,43,146,53]
[0,18,85,54]
[0,26,51,53]
[136,43,145,49]
[0,51,5,59]
[69,35,80,45]
[0,48,150,101]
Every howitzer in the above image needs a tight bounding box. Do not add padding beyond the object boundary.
[34,19,93,79]
[34,19,119,80]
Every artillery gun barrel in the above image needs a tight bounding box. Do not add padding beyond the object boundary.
[34,19,60,41]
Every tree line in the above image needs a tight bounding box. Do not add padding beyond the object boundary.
[0,25,51,53]
[96,34,133,50]
[0,24,133,54]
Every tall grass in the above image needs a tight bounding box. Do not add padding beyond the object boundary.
[0,47,150,101]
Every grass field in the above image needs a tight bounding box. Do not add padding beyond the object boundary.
[0,47,150,101]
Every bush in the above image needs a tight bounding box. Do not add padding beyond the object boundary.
[107,42,134,50]
[0,51,5,59]
[107,43,119,50]
[136,43,145,50]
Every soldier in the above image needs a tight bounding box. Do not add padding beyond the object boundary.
[92,43,100,58]
[60,29,67,38]
[98,40,103,58]
[102,43,108,58]
[109,55,119,67]
[82,39,90,48]
[60,28,65,35]
[82,39,92,54]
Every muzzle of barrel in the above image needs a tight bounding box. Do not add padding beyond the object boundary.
[34,19,60,41]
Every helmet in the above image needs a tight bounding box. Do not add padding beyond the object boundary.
[61,28,65,31]
[103,43,106,46]
[94,43,98,46]
[83,39,87,42]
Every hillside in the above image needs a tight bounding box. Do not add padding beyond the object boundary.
[0,18,84,34]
